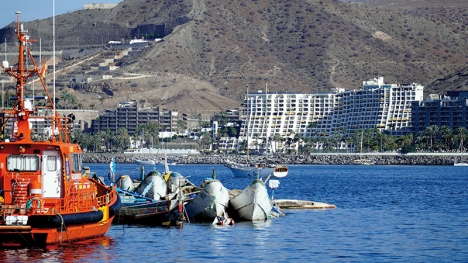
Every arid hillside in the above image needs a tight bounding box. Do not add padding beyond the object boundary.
[1,0,467,117]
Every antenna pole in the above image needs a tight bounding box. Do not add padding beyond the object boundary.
[2,38,5,110]
[52,0,56,141]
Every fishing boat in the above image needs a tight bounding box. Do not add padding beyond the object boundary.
[0,12,120,247]
[228,179,272,221]
[115,171,199,226]
[114,154,199,226]
[185,169,230,222]
[115,170,167,205]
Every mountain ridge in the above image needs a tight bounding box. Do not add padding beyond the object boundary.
[0,0,467,117]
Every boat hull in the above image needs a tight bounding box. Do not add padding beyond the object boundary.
[0,217,115,248]
[229,179,272,221]
[226,165,274,178]
[133,172,167,201]
[135,159,156,165]
[114,200,181,226]
[185,179,229,222]
[0,193,120,248]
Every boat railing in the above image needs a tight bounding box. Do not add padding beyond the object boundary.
[42,184,98,214]
[96,189,115,206]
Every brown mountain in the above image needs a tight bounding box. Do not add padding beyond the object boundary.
[1,0,467,117]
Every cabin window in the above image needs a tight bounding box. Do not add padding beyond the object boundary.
[72,154,82,173]
[47,156,57,171]
[7,155,40,172]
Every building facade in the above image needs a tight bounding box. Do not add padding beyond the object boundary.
[91,101,179,135]
[411,91,468,134]
[238,77,424,150]
[332,77,424,136]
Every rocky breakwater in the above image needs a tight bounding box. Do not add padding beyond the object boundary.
[83,153,462,165]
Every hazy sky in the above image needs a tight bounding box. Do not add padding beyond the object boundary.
[0,1,122,29]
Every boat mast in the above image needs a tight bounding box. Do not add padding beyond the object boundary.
[245,86,250,164]
[2,12,38,142]
[264,83,268,164]
[360,130,364,159]
[2,11,64,143]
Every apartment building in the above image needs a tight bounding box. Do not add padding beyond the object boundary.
[91,101,179,135]
[238,77,424,150]
[333,77,424,136]
[411,91,468,134]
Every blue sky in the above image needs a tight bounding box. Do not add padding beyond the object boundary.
[0,1,122,28]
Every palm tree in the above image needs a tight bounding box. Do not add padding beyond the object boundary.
[293,132,304,154]
[439,125,453,151]
[60,90,77,109]
[426,125,440,149]
[177,119,187,136]
[454,127,468,152]
[115,127,130,150]
[270,133,282,154]
[198,131,213,151]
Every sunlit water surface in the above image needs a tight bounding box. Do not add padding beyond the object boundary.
[1,164,467,262]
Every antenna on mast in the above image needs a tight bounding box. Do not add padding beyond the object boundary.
[53,1,56,115]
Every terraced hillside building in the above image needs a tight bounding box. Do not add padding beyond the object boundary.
[239,77,424,150]
[90,101,179,135]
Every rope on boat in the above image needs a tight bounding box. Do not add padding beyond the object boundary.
[11,226,31,246]
[184,204,190,224]
[56,212,71,246]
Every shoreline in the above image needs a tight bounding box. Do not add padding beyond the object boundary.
[83,153,467,166]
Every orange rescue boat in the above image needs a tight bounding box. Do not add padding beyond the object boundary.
[0,12,121,248]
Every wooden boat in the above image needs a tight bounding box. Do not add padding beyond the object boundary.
[228,179,272,221]
[115,172,199,226]
[0,12,120,248]
[115,199,182,226]
[185,170,230,222]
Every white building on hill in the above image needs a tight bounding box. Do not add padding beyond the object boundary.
[238,77,424,151]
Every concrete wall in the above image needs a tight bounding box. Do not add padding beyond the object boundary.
[57,109,99,131]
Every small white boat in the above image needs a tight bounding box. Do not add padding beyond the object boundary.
[454,162,468,166]
[225,161,288,178]
[185,178,230,222]
[352,159,375,165]
[229,179,272,221]
[135,158,156,165]
[273,165,289,178]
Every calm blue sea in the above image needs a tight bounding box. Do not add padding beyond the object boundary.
[1,164,467,262]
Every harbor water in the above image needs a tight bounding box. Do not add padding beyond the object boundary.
[1,164,467,262]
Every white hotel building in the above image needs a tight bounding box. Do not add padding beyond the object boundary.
[238,77,424,150]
